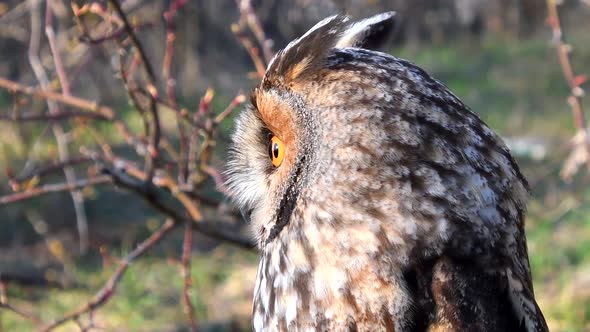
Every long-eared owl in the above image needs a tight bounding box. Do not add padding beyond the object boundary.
[226,12,548,332]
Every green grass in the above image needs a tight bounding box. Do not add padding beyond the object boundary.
[0,247,258,331]
[527,187,590,332]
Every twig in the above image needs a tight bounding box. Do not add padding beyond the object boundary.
[163,0,189,184]
[108,0,156,83]
[0,280,43,325]
[29,0,89,253]
[215,92,247,124]
[546,0,590,177]
[38,219,177,332]
[546,0,587,130]
[108,0,161,182]
[187,89,214,186]
[0,78,109,114]
[232,25,267,78]
[0,110,112,122]
[132,87,195,125]
[237,0,273,63]
[0,77,141,149]
[46,0,90,255]
[0,302,43,326]
[46,1,71,99]
[9,157,92,185]
[181,224,198,332]
[192,93,246,188]
[233,0,274,78]
[101,164,254,249]
[0,176,111,205]
[78,22,153,44]
[117,50,152,157]
[80,149,245,242]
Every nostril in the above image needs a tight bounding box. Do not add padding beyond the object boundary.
[240,208,254,223]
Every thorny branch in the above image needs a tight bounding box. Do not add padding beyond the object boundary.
[8,157,92,185]
[0,0,267,329]
[98,162,253,249]
[237,0,274,63]
[0,77,141,148]
[38,219,177,332]
[546,0,589,180]
[0,176,112,205]
[181,224,198,332]
[0,280,43,325]
[108,0,161,182]
[163,0,189,184]
[0,110,112,122]
[233,0,275,78]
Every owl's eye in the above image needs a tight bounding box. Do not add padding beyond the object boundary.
[268,136,285,167]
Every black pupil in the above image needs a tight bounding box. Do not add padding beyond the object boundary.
[272,143,280,158]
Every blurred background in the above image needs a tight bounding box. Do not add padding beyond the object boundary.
[0,0,589,331]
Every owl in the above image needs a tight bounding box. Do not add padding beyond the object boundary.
[226,12,548,332]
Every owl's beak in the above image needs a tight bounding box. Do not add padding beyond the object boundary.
[240,207,253,223]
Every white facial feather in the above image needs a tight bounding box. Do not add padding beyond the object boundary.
[225,108,268,210]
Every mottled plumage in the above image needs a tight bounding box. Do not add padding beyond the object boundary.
[226,12,548,332]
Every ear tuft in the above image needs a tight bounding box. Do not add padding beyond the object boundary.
[262,12,396,88]
[335,11,396,50]
[264,15,349,87]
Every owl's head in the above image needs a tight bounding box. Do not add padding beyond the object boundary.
[226,13,397,244]
[226,12,527,251]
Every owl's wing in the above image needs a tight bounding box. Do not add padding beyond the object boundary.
[505,233,549,332]
[408,255,548,332]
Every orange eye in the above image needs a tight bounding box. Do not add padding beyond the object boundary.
[268,136,285,167]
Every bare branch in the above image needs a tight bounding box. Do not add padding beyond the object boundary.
[546,0,587,128]
[0,176,111,205]
[108,0,156,83]
[0,77,109,114]
[0,77,141,149]
[546,0,590,179]
[187,89,214,186]
[100,163,254,249]
[0,110,112,122]
[0,280,43,325]
[163,0,189,184]
[28,0,89,253]
[215,92,247,124]
[237,0,274,62]
[9,157,92,185]
[78,22,154,44]
[1,1,259,328]
[232,25,267,78]
[181,224,198,332]
[38,219,177,332]
[108,0,161,181]
[45,1,71,99]
[233,0,274,78]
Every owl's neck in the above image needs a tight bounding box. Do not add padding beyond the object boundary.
[252,216,414,331]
